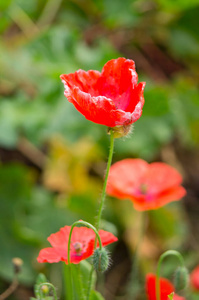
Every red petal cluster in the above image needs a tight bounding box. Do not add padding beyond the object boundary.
[190,265,199,291]
[37,225,118,264]
[146,273,186,300]
[60,58,145,127]
[107,159,186,211]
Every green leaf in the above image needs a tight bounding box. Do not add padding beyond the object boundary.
[155,0,199,12]
[80,260,97,291]
[90,290,105,300]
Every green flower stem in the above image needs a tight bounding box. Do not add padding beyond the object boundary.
[156,250,185,300]
[37,282,58,300]
[96,129,114,231]
[67,220,103,300]
[67,220,103,263]
[72,264,86,300]
[63,263,73,300]
[87,265,94,300]
[127,211,147,298]
[77,264,85,300]
[87,130,115,300]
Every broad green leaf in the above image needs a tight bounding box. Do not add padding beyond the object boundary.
[155,0,199,12]
[80,260,97,291]
[90,290,105,300]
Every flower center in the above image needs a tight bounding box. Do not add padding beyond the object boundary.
[73,242,83,256]
[139,184,148,195]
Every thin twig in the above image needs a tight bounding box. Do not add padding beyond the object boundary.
[0,277,18,300]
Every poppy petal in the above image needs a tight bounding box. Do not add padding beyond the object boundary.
[98,230,118,247]
[70,226,96,243]
[60,70,101,96]
[107,159,148,198]
[37,225,118,265]
[64,85,133,127]
[98,58,138,110]
[130,82,145,122]
[190,265,199,290]
[37,247,68,263]
[48,226,70,248]
[146,273,174,300]
[107,159,186,211]
[60,58,145,127]
[133,186,186,211]
[145,163,183,194]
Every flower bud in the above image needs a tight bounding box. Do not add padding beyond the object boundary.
[36,273,48,286]
[174,266,189,291]
[108,124,133,138]
[12,257,23,274]
[41,284,49,295]
[93,248,109,272]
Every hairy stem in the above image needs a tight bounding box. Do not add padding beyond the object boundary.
[156,250,185,300]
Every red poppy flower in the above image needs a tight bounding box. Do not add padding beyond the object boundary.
[60,57,145,127]
[190,265,199,291]
[37,225,118,264]
[107,159,186,211]
[146,273,186,300]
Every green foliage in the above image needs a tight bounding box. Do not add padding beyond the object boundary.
[0,0,199,298]
[79,260,97,291]
[90,290,105,300]
[31,273,56,300]
[155,0,199,12]
[0,163,76,284]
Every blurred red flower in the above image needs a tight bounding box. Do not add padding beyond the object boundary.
[60,57,145,127]
[146,273,185,300]
[107,159,186,211]
[37,225,117,264]
[190,265,199,291]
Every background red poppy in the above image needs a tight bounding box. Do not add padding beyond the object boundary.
[146,274,185,300]
[107,159,186,211]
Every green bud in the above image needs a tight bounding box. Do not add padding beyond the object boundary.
[36,273,48,285]
[41,284,49,295]
[93,248,109,272]
[174,266,189,291]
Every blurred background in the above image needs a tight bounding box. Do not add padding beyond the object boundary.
[0,0,199,299]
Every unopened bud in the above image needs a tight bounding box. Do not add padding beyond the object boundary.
[41,284,49,295]
[174,266,189,291]
[93,248,109,272]
[12,257,23,274]
[108,124,133,138]
[36,273,48,285]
